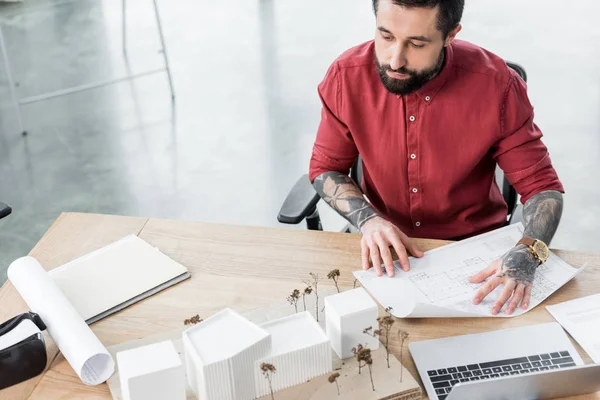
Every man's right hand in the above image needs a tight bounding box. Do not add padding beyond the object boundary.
[360,216,424,277]
[310,172,423,277]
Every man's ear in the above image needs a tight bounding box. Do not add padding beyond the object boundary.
[444,24,462,46]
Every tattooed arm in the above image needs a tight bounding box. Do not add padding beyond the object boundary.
[313,171,423,278]
[469,190,564,314]
[312,172,378,229]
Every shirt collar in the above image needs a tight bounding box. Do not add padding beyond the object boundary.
[415,42,454,105]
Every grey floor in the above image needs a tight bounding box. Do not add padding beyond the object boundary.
[1,0,599,285]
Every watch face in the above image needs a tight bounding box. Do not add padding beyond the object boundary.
[533,241,549,262]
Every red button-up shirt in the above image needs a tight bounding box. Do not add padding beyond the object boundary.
[309,40,564,240]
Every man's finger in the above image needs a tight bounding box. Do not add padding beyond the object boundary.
[472,275,502,304]
[361,240,370,271]
[406,238,424,258]
[492,281,517,315]
[397,230,424,258]
[506,283,525,315]
[521,284,533,309]
[375,237,395,277]
[388,235,410,272]
[469,260,499,283]
[368,242,384,277]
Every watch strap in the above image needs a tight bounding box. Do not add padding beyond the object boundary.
[517,237,537,247]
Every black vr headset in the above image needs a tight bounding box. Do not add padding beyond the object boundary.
[0,312,47,390]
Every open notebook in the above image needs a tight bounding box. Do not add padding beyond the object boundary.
[49,235,190,324]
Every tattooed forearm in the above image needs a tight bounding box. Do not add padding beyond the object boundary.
[312,172,379,229]
[522,190,564,245]
[496,190,564,284]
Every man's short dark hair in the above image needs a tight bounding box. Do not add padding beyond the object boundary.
[372,0,465,38]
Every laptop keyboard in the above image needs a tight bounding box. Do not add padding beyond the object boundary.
[427,351,576,400]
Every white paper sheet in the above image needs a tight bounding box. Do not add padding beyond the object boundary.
[547,294,600,363]
[354,223,587,318]
[8,257,115,385]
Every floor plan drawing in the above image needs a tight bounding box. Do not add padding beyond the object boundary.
[354,224,587,318]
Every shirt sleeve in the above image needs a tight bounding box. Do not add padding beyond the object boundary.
[493,69,565,204]
[308,62,359,183]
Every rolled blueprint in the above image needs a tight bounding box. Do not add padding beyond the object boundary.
[8,256,114,385]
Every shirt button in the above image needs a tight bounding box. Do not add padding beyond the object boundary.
[415,221,421,227]
[409,115,416,122]
[410,154,416,159]
[425,96,431,102]
[412,188,418,193]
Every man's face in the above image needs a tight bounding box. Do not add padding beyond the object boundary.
[374,0,458,95]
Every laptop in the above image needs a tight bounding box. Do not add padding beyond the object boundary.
[409,322,600,400]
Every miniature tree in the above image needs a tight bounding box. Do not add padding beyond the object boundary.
[377,306,395,368]
[363,326,382,339]
[302,286,312,311]
[183,314,203,326]
[303,273,322,321]
[286,289,301,313]
[351,344,365,375]
[260,362,277,400]
[364,348,375,392]
[328,372,341,395]
[398,330,409,382]
[352,344,375,391]
[327,269,341,293]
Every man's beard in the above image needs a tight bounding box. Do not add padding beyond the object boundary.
[375,49,445,95]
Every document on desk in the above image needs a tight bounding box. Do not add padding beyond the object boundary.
[353,223,587,318]
[49,234,190,324]
[547,294,600,363]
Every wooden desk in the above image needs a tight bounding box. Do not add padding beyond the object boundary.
[0,212,598,400]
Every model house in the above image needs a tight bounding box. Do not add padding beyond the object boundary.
[117,340,185,400]
[254,311,332,397]
[325,287,380,359]
[183,308,271,400]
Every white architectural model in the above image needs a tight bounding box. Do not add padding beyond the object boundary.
[183,308,271,400]
[325,287,380,359]
[254,311,332,397]
[116,340,185,400]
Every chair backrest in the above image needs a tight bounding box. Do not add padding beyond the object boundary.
[500,61,527,214]
[0,202,11,220]
[349,61,526,218]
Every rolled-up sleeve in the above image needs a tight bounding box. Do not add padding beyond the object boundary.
[493,70,565,204]
[308,62,358,183]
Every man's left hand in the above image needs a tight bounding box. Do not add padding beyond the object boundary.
[468,244,539,315]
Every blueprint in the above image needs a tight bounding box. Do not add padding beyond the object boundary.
[353,223,587,318]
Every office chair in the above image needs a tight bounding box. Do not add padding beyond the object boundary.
[0,202,11,220]
[278,61,527,232]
